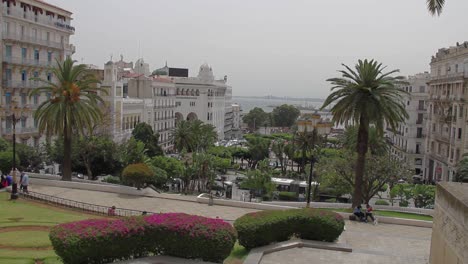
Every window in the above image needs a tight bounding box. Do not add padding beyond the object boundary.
[410,86,413,92]
[21,48,27,59]
[21,70,27,81]
[21,117,26,128]
[5,69,12,81]
[419,86,425,93]
[5,92,12,105]
[458,128,462,139]
[46,32,50,41]
[34,49,39,61]
[34,118,38,128]
[460,106,464,118]
[47,73,52,82]
[21,93,27,105]
[418,100,425,110]
[5,45,12,58]
[21,25,25,37]
[46,93,51,100]
[416,144,421,154]
[32,29,37,40]
[60,36,64,44]
[416,127,423,138]
[455,64,459,73]
[33,94,39,105]
[407,101,410,106]
[416,113,423,124]
[3,22,9,34]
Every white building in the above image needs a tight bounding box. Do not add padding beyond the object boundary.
[173,63,230,140]
[425,41,468,182]
[387,73,430,181]
[0,0,75,146]
[231,103,243,139]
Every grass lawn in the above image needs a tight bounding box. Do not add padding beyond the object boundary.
[224,242,249,264]
[0,192,103,264]
[318,207,433,221]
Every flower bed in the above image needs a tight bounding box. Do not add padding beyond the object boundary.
[234,208,345,249]
[49,213,237,264]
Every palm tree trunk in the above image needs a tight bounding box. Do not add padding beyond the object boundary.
[353,116,369,207]
[62,121,72,181]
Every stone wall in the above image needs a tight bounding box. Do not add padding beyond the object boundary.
[429,182,468,264]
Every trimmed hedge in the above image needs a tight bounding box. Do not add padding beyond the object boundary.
[49,213,237,264]
[278,191,298,201]
[375,199,390,206]
[234,208,345,249]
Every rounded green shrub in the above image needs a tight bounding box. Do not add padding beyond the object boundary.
[50,213,237,264]
[122,163,153,190]
[375,199,390,206]
[234,208,345,249]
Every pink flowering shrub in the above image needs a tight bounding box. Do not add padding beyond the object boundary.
[49,213,236,264]
[234,208,345,249]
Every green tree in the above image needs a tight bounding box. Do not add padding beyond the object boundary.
[132,122,163,157]
[427,0,445,15]
[271,139,287,173]
[122,163,153,190]
[246,136,270,168]
[29,58,104,181]
[173,120,217,152]
[272,104,300,127]
[0,137,10,152]
[321,59,408,207]
[294,128,320,173]
[0,151,20,175]
[120,138,147,167]
[147,166,168,187]
[15,144,43,172]
[76,135,121,179]
[240,160,275,198]
[150,156,184,179]
[243,107,268,130]
[455,155,468,182]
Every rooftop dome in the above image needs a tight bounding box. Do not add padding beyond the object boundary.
[198,63,214,82]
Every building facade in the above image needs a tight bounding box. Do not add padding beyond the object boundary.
[231,103,243,139]
[0,0,74,146]
[387,73,430,180]
[173,64,230,140]
[425,41,468,182]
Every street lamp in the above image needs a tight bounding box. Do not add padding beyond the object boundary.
[2,100,24,199]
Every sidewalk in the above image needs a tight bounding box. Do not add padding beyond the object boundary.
[30,185,258,221]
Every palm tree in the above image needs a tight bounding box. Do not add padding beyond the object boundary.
[173,120,194,152]
[271,139,286,173]
[427,0,445,15]
[294,128,319,173]
[29,58,104,181]
[341,125,389,156]
[321,59,408,207]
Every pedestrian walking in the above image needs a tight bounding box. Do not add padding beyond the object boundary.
[21,173,30,193]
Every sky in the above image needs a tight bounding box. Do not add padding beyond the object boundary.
[47,0,468,98]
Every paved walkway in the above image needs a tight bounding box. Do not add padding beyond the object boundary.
[261,221,431,264]
[30,185,257,221]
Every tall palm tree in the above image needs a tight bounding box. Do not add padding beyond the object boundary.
[30,58,104,181]
[427,0,445,15]
[294,128,319,173]
[321,59,408,207]
[173,120,194,152]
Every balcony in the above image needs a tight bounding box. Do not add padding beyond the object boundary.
[2,80,43,89]
[3,7,75,33]
[2,32,73,50]
[3,56,56,68]
[431,132,450,143]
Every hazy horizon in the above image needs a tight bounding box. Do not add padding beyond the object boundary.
[47,0,467,98]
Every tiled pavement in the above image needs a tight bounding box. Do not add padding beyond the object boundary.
[261,221,431,264]
[30,185,258,221]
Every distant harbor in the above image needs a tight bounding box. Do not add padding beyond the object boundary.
[232,96,327,113]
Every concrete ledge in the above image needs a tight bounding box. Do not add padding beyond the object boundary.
[30,178,154,197]
[113,255,216,264]
[243,239,352,264]
[337,212,433,228]
[197,194,296,211]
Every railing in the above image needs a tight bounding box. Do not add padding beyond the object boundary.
[20,191,152,217]
[2,32,73,50]
[154,117,175,121]
[3,56,56,68]
[2,127,38,134]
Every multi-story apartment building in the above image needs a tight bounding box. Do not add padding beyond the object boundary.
[231,103,243,139]
[425,41,468,183]
[387,73,430,181]
[224,87,233,139]
[0,0,75,146]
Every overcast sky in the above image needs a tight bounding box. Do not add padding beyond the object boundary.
[48,0,467,98]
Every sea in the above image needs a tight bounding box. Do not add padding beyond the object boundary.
[232,96,330,114]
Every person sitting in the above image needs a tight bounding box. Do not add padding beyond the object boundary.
[5,174,12,186]
[365,204,376,224]
[353,205,366,222]
[107,206,116,216]
[0,175,7,189]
